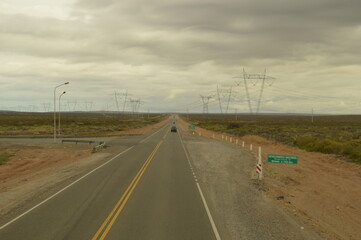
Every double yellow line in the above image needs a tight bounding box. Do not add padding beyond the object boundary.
[92,139,164,240]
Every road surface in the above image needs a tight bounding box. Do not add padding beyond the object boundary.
[0,123,219,240]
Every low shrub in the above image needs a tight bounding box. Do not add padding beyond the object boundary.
[0,153,13,165]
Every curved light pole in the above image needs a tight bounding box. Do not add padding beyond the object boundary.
[54,82,69,142]
[58,91,66,136]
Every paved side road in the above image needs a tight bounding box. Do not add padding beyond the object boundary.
[181,130,323,240]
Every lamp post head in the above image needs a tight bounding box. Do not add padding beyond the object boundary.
[64,82,69,85]
[63,91,66,94]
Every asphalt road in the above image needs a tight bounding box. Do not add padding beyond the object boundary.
[0,123,219,240]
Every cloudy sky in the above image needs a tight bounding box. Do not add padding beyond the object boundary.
[1,0,360,114]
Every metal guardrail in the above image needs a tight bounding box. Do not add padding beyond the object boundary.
[61,139,98,144]
[61,139,106,152]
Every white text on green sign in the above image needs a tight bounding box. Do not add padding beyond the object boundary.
[267,154,298,164]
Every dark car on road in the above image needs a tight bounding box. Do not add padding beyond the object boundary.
[171,126,177,132]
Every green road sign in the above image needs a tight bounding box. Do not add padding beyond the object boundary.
[188,125,196,130]
[268,154,298,164]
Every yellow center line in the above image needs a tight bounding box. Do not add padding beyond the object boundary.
[163,130,169,140]
[92,131,167,240]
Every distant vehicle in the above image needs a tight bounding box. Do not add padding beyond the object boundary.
[171,126,177,132]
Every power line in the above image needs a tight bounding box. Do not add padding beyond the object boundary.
[234,68,275,114]
[200,95,212,114]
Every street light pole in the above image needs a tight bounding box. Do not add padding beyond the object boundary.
[54,82,69,143]
[58,91,66,136]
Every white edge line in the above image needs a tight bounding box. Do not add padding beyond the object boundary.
[0,146,134,231]
[139,123,169,143]
[196,183,221,240]
[177,130,222,240]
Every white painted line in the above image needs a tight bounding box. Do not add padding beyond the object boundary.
[177,131,222,240]
[139,124,168,143]
[196,182,221,240]
[0,146,134,231]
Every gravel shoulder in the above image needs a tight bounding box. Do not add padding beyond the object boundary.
[180,128,321,240]
[178,116,361,240]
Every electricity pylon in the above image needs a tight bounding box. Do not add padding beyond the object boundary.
[129,98,141,115]
[67,101,77,112]
[234,69,275,114]
[200,95,212,114]
[42,102,51,112]
[83,101,93,112]
[122,90,128,113]
[216,85,233,114]
[114,90,128,113]
[114,91,120,112]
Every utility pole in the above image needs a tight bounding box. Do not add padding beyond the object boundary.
[312,108,314,123]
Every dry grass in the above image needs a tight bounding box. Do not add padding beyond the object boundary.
[0,111,167,136]
[183,114,361,163]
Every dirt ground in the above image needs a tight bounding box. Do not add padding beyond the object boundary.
[177,117,361,240]
[0,117,170,222]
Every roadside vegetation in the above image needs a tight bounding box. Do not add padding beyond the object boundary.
[0,153,13,165]
[183,114,361,163]
[0,112,166,137]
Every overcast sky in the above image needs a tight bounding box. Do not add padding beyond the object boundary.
[1,0,360,114]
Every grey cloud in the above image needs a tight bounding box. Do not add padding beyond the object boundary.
[71,0,361,68]
[1,0,360,113]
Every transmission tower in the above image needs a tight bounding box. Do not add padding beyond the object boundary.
[83,101,93,112]
[67,101,77,112]
[114,91,120,112]
[42,102,51,112]
[200,95,212,114]
[216,85,233,114]
[129,98,141,115]
[234,69,275,114]
[122,90,128,113]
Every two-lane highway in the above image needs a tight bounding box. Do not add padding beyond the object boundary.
[0,122,220,240]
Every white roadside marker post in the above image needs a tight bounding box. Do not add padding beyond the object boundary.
[256,146,263,180]
[250,144,253,151]
[222,135,224,141]
[230,137,232,143]
[236,139,238,145]
[225,136,228,141]
[242,141,245,148]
